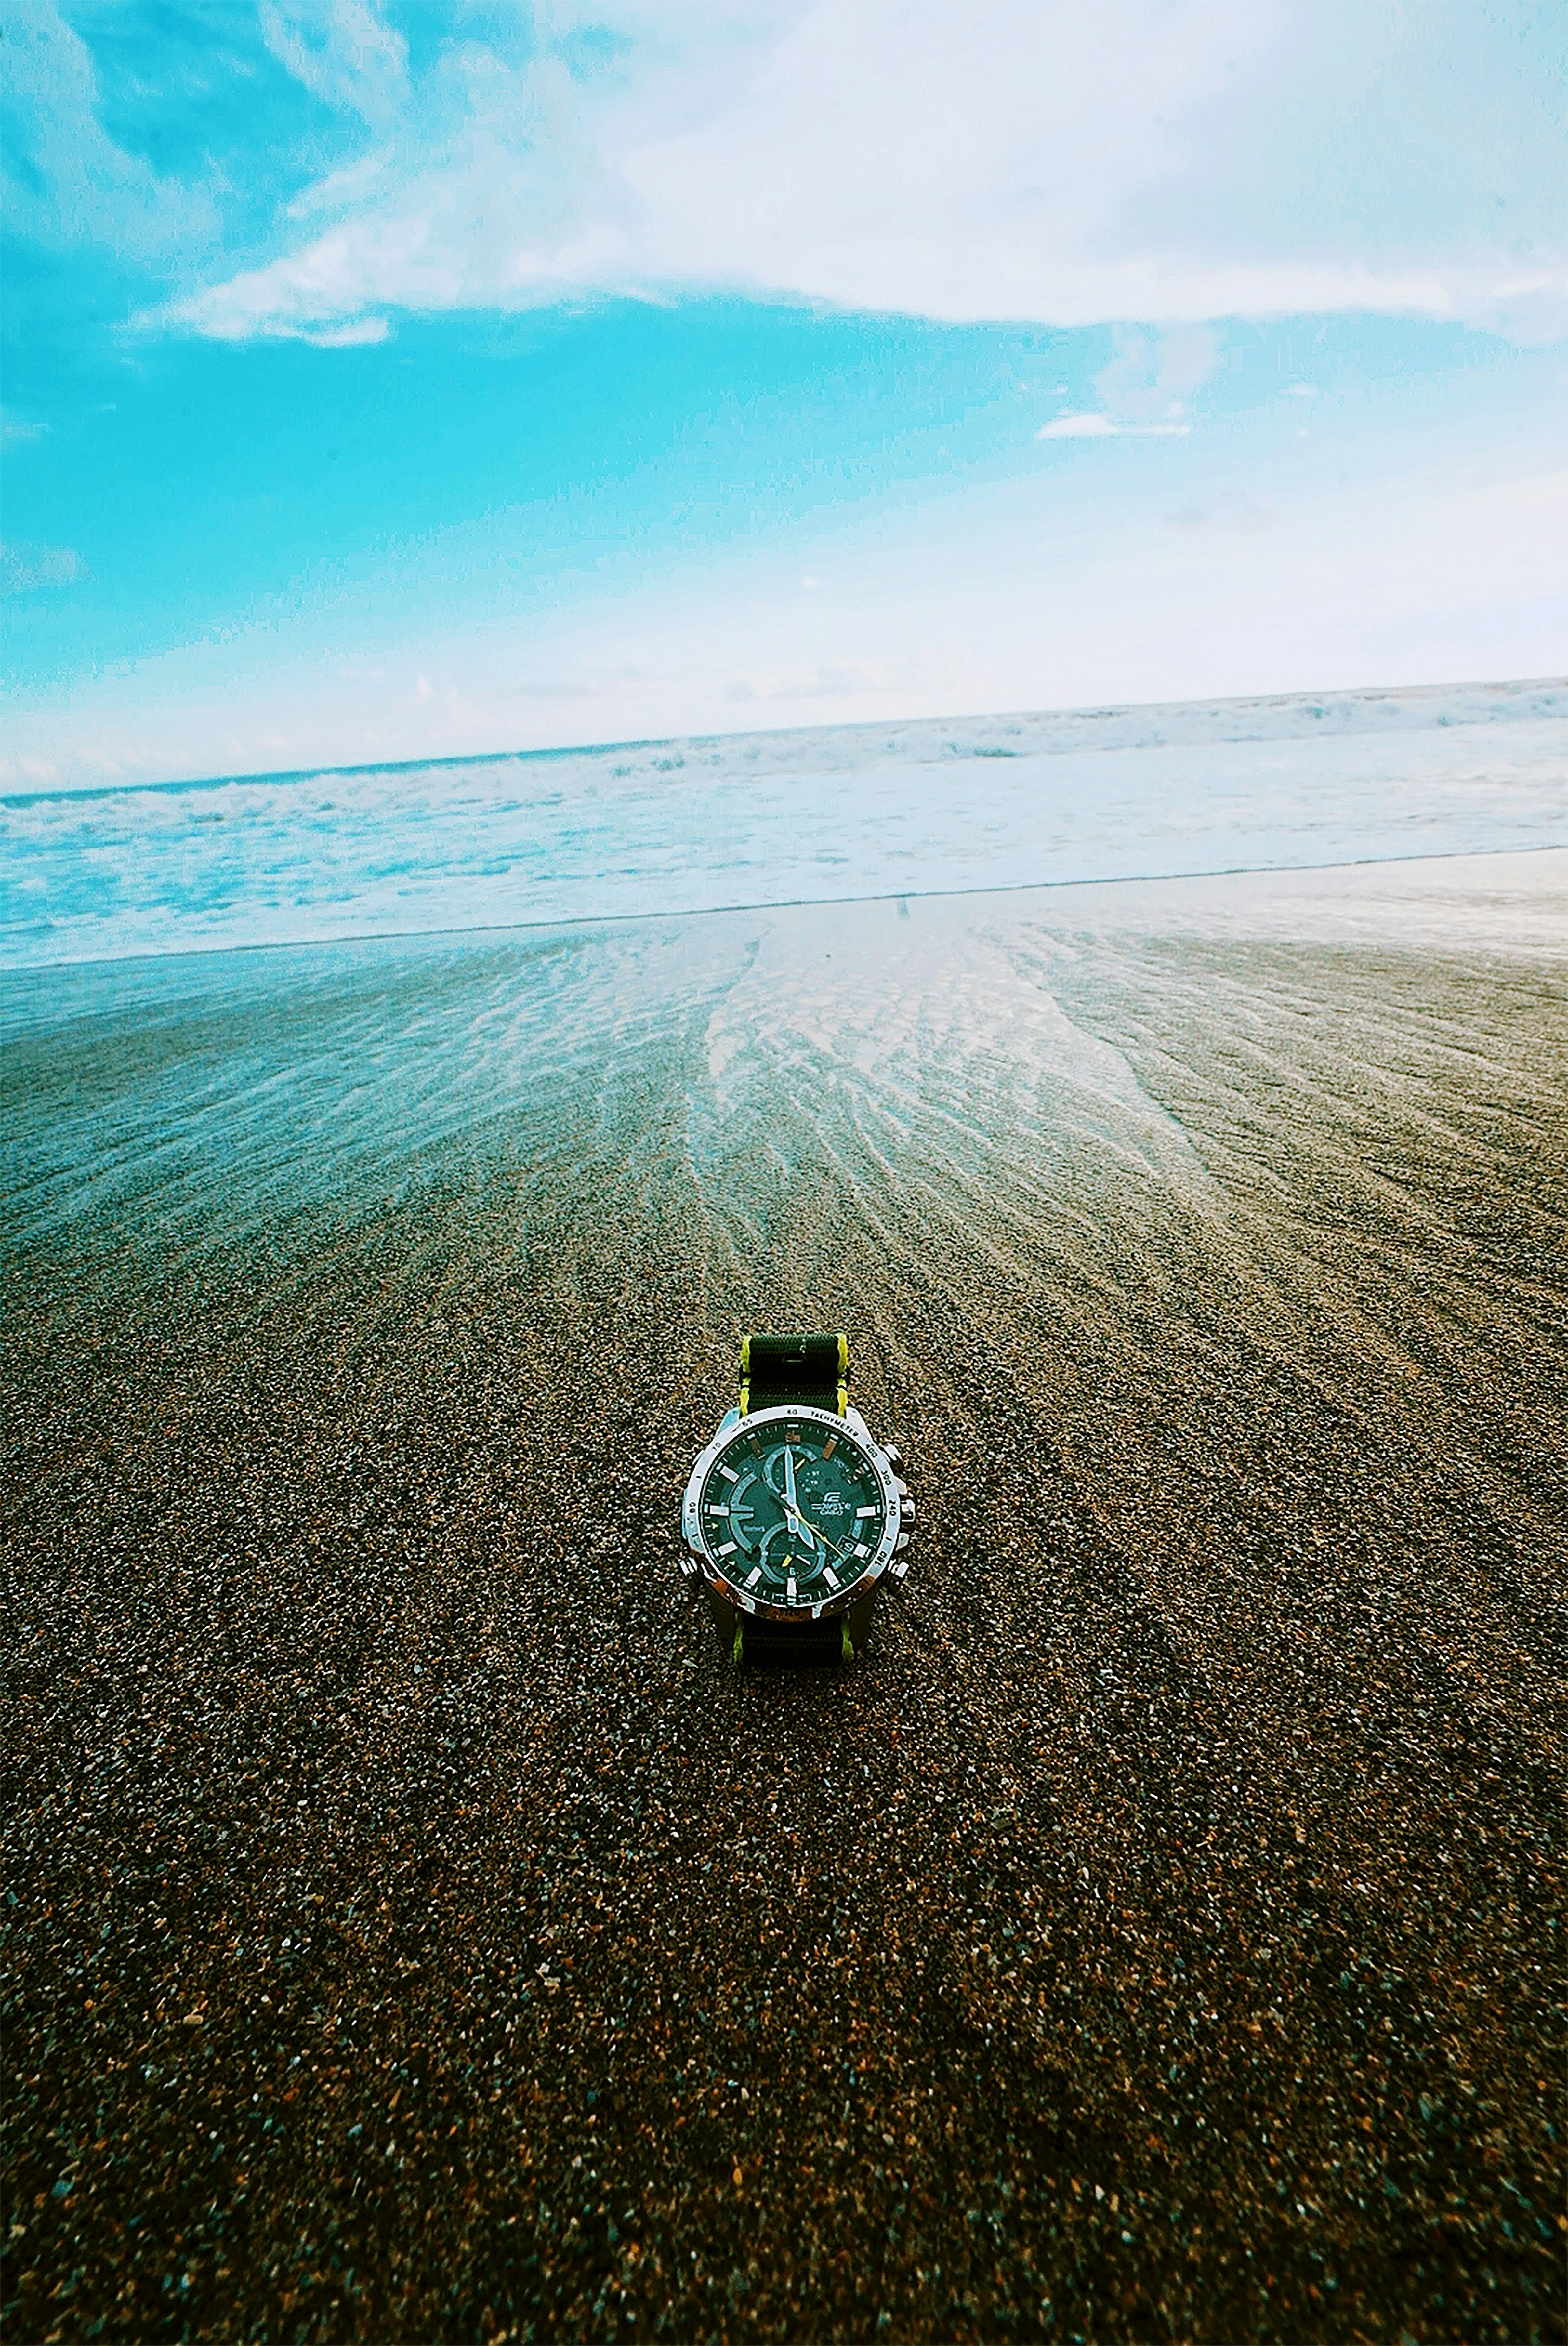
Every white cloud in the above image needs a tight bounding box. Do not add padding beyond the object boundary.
[2,541,87,592]
[295,315,392,346]
[3,0,217,258]
[258,0,409,126]
[1037,414,1114,439]
[1096,325,1216,423]
[724,659,902,703]
[164,0,1568,341]
[1037,414,1189,439]
[1168,494,1278,535]
[174,38,637,338]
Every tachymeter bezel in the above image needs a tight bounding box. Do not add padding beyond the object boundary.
[681,1404,901,1621]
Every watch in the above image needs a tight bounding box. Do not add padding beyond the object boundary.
[679,1332,914,1664]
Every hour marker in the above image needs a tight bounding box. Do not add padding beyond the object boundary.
[856,1506,877,1518]
[821,1436,837,1460]
[706,1503,727,1515]
[716,1541,737,1557]
[745,1567,762,1588]
[823,1566,840,1590]
[786,1576,797,1599]
[852,1542,869,1558]
[719,1464,739,1482]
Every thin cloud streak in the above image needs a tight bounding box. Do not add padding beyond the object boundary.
[2,541,88,593]
[1037,415,1191,439]
[7,458,1562,788]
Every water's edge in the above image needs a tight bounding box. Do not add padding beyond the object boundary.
[4,677,1563,973]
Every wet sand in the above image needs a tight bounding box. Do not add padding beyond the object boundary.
[2,850,1564,2342]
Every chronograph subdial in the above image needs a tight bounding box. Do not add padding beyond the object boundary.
[726,1465,798,1592]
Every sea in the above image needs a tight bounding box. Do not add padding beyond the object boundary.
[1,677,1564,971]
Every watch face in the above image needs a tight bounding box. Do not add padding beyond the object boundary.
[692,1409,892,1616]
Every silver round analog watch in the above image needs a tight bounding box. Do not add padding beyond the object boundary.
[679,1332,914,1663]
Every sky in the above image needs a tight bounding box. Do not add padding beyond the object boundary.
[3,0,1566,788]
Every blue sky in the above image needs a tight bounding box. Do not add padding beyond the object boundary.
[3,0,1565,786]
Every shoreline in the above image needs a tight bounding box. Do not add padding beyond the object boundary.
[3,837,1566,985]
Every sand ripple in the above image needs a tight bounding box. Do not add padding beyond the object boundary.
[2,852,1564,2341]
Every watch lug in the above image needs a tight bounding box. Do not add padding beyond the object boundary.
[703,1584,738,1658]
[847,1584,879,1649]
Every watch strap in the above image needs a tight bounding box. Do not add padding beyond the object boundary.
[739,1330,848,1417]
[737,1614,853,1666]
[704,1581,878,1667]
[710,1331,871,1666]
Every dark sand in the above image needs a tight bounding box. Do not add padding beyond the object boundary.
[3,851,1564,2343]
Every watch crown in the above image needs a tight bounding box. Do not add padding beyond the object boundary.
[895,1531,911,1551]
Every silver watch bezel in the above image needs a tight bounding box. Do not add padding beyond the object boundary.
[681,1404,902,1623]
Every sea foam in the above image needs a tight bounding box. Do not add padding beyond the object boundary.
[1,678,1562,970]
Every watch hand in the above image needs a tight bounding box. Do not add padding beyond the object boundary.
[760,1443,850,1563]
[784,1503,849,1561]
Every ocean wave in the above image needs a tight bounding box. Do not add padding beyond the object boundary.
[1,679,1563,970]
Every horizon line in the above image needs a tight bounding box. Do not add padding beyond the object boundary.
[3,671,1563,809]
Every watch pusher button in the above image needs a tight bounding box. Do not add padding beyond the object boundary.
[883,1443,902,1467]
[897,1494,916,1522]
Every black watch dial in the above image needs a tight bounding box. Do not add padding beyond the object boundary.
[698,1416,888,1610]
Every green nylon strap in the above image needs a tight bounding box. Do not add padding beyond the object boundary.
[729,1330,857,1667]
[739,1330,848,1416]
[736,1614,847,1667]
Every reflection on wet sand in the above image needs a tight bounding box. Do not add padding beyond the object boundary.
[3,850,1564,2342]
